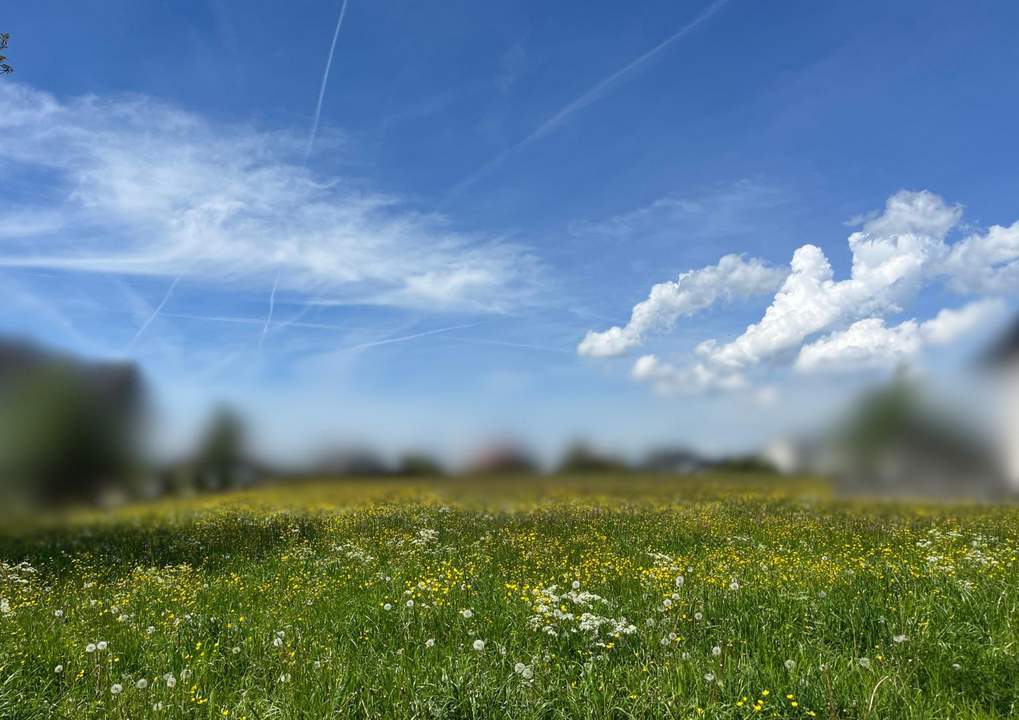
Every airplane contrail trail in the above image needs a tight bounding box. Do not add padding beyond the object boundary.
[305,0,351,162]
[128,274,181,350]
[445,0,730,201]
[342,322,486,351]
[258,271,281,350]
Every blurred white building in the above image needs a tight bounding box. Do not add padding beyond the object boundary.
[985,317,1019,489]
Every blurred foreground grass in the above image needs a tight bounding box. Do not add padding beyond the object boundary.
[2,474,1017,719]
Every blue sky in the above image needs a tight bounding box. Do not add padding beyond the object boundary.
[2,1,1018,462]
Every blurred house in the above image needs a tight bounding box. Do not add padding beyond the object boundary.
[984,315,1019,490]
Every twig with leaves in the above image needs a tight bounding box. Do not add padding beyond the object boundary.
[0,33,13,75]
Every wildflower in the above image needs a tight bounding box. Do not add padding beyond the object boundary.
[279,673,291,683]
[136,678,148,690]
[164,675,177,688]
[54,664,63,674]
[54,609,64,618]
[153,702,164,711]
[461,609,473,619]
[147,626,156,635]
[111,684,123,695]
[712,645,722,657]
[784,659,796,671]
[893,634,908,643]
[952,662,961,671]
[472,639,485,652]
[675,575,684,587]
[694,612,703,621]
[729,580,740,591]
[660,637,670,646]
[663,599,672,608]
[86,643,97,654]
[704,672,715,682]
[383,603,392,611]
[514,662,526,674]
[232,647,240,654]
[313,661,321,670]
[406,599,414,608]
[425,639,435,647]
[572,580,581,590]
[521,666,533,679]
[180,669,192,681]
[858,657,871,669]
[97,641,108,651]
[273,637,283,647]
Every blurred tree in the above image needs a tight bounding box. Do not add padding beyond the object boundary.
[1,33,13,75]
[556,442,628,474]
[0,362,142,507]
[396,452,445,477]
[194,407,249,492]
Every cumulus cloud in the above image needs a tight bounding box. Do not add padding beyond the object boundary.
[631,353,747,394]
[0,82,540,312]
[795,299,1005,373]
[577,254,786,357]
[584,189,1019,390]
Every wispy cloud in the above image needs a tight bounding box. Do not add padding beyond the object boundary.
[447,0,730,200]
[0,82,542,314]
[305,0,351,162]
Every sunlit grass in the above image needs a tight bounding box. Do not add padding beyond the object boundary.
[2,474,1017,718]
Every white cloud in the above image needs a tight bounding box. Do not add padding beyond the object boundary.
[0,82,541,312]
[577,254,785,357]
[795,299,1006,373]
[631,353,747,394]
[583,189,1019,390]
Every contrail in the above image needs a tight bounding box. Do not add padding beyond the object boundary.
[305,0,351,162]
[342,322,485,351]
[258,271,281,350]
[446,0,730,201]
[128,274,181,350]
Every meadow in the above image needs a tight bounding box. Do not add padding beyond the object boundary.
[1,475,1017,719]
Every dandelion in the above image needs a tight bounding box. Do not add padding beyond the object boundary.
[521,666,533,679]
[406,599,414,608]
[54,664,63,674]
[54,609,63,618]
[784,659,796,671]
[273,636,283,647]
[729,580,740,591]
[147,625,156,635]
[180,669,192,682]
[858,657,871,669]
[153,702,164,711]
[660,637,670,646]
[425,639,435,647]
[952,662,961,671]
[232,646,240,654]
[694,612,703,621]
[313,661,321,670]
[165,675,177,688]
[461,609,473,619]
[383,603,392,611]
[86,643,97,654]
[663,599,672,608]
[279,673,291,683]
[893,634,908,643]
[712,645,722,657]
[111,684,123,695]
[472,639,485,652]
[704,672,715,683]
[675,575,684,587]
[514,662,526,674]
[572,580,581,590]
[681,652,691,661]
[97,641,108,651]
[136,678,148,690]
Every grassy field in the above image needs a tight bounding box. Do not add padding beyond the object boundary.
[2,475,1018,719]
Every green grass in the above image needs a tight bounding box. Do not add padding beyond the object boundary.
[1,475,1018,719]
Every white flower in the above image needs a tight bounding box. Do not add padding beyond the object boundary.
[86,643,97,653]
[472,639,485,652]
[660,637,670,646]
[729,580,740,591]
[136,678,148,690]
[406,600,414,608]
[110,684,123,695]
[704,672,715,682]
[147,626,156,635]
[662,599,672,608]
[514,662,526,674]
[694,612,703,621]
[97,641,108,651]
[571,580,581,590]
[893,634,908,643]
[425,638,435,647]
[54,664,63,673]
[461,609,473,619]
[180,669,192,681]
[313,661,321,670]
[784,659,796,671]
[232,646,240,654]
[383,603,392,611]
[153,702,164,711]
[279,673,291,683]
[952,662,961,671]
[164,675,176,688]
[681,652,691,660]
[818,591,827,599]
[858,657,871,669]
[272,637,283,647]
[712,645,722,657]
[521,666,533,680]
[54,610,64,618]
[675,575,684,587]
